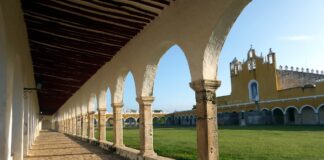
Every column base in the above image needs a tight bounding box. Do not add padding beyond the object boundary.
[140,150,157,158]
[113,144,125,149]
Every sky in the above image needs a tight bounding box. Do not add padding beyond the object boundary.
[106,0,324,113]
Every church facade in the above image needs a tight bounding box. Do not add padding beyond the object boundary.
[167,48,324,125]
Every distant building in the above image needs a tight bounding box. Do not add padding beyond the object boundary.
[166,48,324,126]
[94,111,167,127]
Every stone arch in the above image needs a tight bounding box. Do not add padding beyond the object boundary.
[137,118,140,123]
[300,105,317,124]
[177,0,251,81]
[153,117,160,126]
[132,42,188,97]
[284,106,300,114]
[111,68,132,104]
[300,105,317,114]
[231,111,240,125]
[285,106,299,124]
[181,116,185,125]
[271,107,285,114]
[132,44,193,98]
[166,116,173,125]
[189,116,194,126]
[105,88,112,111]
[261,108,270,112]
[317,104,324,124]
[187,116,190,125]
[159,117,166,126]
[81,94,89,115]
[124,117,137,127]
[87,93,97,112]
[272,107,284,125]
[106,117,114,127]
[97,87,107,111]
[177,117,181,125]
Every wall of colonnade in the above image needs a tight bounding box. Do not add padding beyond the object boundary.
[53,0,251,160]
[0,0,41,160]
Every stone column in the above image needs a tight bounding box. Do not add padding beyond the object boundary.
[283,113,288,125]
[23,94,30,156]
[190,80,221,160]
[82,114,88,139]
[72,117,76,135]
[67,119,69,133]
[136,96,156,157]
[70,118,73,134]
[59,121,62,132]
[63,120,66,133]
[77,115,82,137]
[112,103,124,147]
[98,108,107,142]
[88,111,95,140]
[239,111,246,126]
[64,119,67,133]
[296,113,302,125]
[65,119,68,133]
[315,112,320,124]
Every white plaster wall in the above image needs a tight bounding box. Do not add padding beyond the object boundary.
[0,3,15,159]
[0,0,41,159]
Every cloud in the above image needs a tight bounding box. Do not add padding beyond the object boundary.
[278,35,313,41]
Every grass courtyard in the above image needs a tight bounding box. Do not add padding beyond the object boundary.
[96,126,324,160]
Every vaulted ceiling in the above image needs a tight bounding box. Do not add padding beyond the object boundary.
[21,0,173,114]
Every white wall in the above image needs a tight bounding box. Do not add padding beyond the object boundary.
[0,0,40,159]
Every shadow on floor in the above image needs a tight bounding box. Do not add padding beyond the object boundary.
[25,130,122,160]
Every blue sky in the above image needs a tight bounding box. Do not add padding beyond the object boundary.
[106,0,324,112]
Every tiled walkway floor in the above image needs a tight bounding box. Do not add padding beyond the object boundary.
[25,131,122,160]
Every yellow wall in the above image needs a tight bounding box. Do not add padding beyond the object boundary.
[217,50,324,112]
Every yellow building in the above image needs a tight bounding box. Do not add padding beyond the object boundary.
[217,48,324,125]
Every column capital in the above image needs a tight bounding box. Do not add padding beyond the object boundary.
[190,80,221,92]
[112,103,123,108]
[88,111,95,115]
[98,108,107,112]
[136,96,155,105]
[190,80,221,104]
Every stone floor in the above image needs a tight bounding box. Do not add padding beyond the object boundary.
[25,131,122,160]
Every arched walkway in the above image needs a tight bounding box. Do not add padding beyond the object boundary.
[106,118,113,127]
[125,117,137,127]
[272,108,284,125]
[153,117,160,126]
[285,107,299,124]
[166,117,173,125]
[159,117,166,126]
[301,106,317,125]
[318,105,324,124]
[41,120,51,130]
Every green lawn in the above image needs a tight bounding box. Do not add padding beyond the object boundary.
[96,126,324,160]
